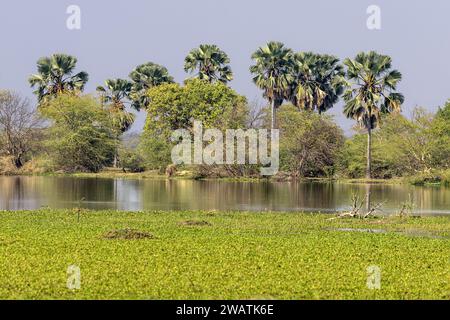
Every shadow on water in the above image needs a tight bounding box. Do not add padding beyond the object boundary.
[0,176,449,215]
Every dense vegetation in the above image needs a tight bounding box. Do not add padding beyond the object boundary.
[0,44,449,182]
[0,209,448,299]
[339,104,450,182]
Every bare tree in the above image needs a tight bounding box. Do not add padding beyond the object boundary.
[247,98,266,129]
[0,91,43,168]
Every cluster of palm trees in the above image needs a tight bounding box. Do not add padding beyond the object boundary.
[249,42,404,178]
[250,42,346,129]
[28,42,404,178]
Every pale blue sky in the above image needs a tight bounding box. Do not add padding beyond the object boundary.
[0,0,449,133]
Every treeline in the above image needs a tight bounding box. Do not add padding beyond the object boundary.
[0,42,449,182]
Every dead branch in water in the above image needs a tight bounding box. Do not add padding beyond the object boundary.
[329,193,386,220]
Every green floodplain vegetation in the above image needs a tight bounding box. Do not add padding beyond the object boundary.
[0,209,448,300]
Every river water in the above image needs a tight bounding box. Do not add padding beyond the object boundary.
[0,176,449,215]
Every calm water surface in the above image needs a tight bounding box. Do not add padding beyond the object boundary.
[0,176,449,215]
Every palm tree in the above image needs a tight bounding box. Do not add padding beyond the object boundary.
[97,79,135,168]
[129,62,174,110]
[288,52,345,113]
[29,53,88,105]
[250,41,293,129]
[184,44,233,83]
[97,79,135,133]
[343,51,404,179]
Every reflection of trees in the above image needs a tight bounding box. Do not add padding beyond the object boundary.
[42,177,115,209]
[0,177,449,213]
[412,185,449,214]
[0,176,40,210]
[0,177,117,210]
[115,180,141,211]
[121,180,450,213]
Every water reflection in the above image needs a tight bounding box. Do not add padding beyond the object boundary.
[0,176,448,215]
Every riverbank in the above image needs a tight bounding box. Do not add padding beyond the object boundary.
[0,210,448,299]
[3,165,449,186]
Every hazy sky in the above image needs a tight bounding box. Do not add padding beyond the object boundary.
[0,0,449,133]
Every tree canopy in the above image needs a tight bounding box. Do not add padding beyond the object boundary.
[129,62,174,111]
[184,44,233,84]
[29,53,89,105]
[288,52,345,113]
[144,79,247,132]
[97,79,135,134]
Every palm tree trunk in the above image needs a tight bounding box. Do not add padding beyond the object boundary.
[365,184,371,213]
[271,99,276,129]
[366,126,372,179]
[113,154,117,168]
[113,148,118,168]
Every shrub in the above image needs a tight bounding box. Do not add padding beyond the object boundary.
[0,156,17,175]
[19,156,54,174]
[139,131,172,172]
[278,105,345,178]
[118,147,145,173]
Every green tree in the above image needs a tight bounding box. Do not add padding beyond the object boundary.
[184,44,233,84]
[29,53,89,105]
[288,52,345,113]
[343,51,404,179]
[129,62,174,110]
[250,42,293,129]
[42,94,116,172]
[145,79,247,132]
[140,79,248,170]
[338,115,410,179]
[384,109,436,173]
[339,103,450,179]
[429,100,450,168]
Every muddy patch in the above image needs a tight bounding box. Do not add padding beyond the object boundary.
[179,220,212,227]
[103,229,155,240]
[326,227,448,239]
[397,230,448,239]
[327,228,388,234]
[0,237,19,246]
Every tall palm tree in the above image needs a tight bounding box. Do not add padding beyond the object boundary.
[96,79,135,133]
[343,51,404,179]
[129,62,174,110]
[250,41,293,129]
[97,79,135,168]
[184,44,233,84]
[288,52,345,113]
[29,53,88,105]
